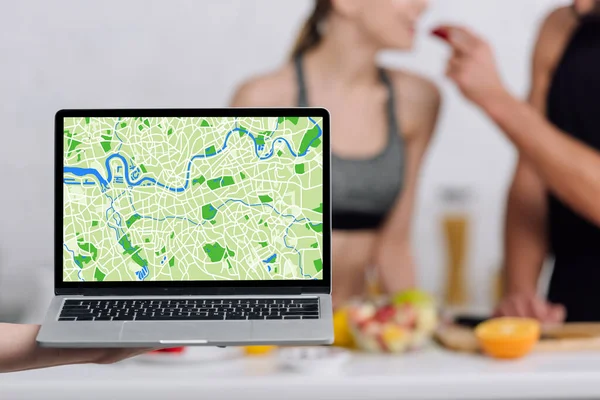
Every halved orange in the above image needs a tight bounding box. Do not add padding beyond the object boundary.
[333,308,355,348]
[475,317,540,359]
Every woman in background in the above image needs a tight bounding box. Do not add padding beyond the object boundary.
[231,0,440,307]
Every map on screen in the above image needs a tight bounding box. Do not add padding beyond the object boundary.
[62,116,323,282]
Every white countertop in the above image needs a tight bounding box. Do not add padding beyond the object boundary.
[2,346,600,400]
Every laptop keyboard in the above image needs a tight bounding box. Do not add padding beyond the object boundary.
[58,298,320,321]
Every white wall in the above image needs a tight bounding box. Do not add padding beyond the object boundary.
[0,0,568,322]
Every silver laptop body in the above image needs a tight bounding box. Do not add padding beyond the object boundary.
[37,108,333,347]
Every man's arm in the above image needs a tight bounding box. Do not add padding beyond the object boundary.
[432,11,582,321]
[434,14,600,227]
[499,156,565,321]
[485,91,600,228]
[503,160,547,296]
[502,8,575,299]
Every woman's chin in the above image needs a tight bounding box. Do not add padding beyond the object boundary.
[382,36,416,51]
[385,41,415,52]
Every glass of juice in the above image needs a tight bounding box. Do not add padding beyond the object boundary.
[440,187,471,308]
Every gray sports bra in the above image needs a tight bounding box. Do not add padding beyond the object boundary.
[294,55,405,230]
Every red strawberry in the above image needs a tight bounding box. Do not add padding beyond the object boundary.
[431,27,450,41]
[374,305,396,323]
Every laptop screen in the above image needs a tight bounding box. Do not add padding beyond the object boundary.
[62,114,324,283]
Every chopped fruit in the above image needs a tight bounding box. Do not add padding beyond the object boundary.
[374,305,396,323]
[361,336,382,353]
[417,306,438,331]
[394,304,417,328]
[362,320,382,337]
[409,331,429,350]
[350,303,376,325]
[376,334,389,353]
[475,317,540,359]
[393,289,435,307]
[347,291,439,353]
[394,289,438,334]
[381,325,409,353]
[382,326,407,345]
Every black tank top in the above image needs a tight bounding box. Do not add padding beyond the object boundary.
[546,15,600,322]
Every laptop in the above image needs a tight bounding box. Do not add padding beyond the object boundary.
[37,108,333,347]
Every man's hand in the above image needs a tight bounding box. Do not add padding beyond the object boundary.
[432,26,510,109]
[494,293,566,324]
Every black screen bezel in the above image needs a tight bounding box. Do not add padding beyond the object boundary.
[56,108,331,295]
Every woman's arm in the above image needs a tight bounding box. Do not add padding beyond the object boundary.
[0,324,150,373]
[435,24,600,228]
[375,73,441,293]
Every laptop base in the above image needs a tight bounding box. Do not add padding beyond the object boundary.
[37,295,333,348]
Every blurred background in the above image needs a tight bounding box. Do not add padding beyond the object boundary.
[0,0,569,323]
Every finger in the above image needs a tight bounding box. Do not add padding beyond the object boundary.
[495,304,512,317]
[131,348,158,357]
[445,57,461,80]
[450,30,477,55]
[445,64,453,79]
[449,58,461,75]
[448,55,461,68]
[445,69,459,84]
[492,306,503,317]
[510,297,529,317]
[496,299,516,317]
[548,304,566,324]
[529,297,548,319]
[433,25,480,55]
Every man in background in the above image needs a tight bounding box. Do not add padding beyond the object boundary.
[434,0,600,322]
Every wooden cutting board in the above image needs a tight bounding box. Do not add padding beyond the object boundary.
[435,322,600,353]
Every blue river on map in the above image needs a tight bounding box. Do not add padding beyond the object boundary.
[64,118,320,192]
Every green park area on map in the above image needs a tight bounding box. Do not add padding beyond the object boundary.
[62,116,323,282]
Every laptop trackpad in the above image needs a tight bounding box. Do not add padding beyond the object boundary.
[120,321,252,344]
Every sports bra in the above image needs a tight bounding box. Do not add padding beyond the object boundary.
[294,55,405,230]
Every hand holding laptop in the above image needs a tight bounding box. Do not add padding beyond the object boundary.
[0,323,152,373]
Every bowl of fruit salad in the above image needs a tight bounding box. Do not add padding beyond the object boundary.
[347,290,439,353]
